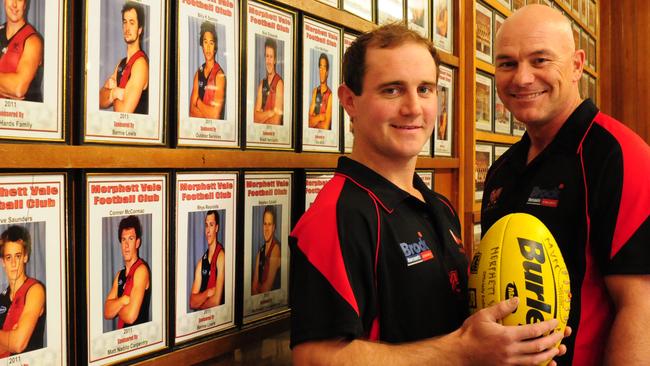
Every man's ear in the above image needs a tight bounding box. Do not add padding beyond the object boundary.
[572,49,586,82]
[338,84,357,118]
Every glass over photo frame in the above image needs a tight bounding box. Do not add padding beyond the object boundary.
[0,173,68,365]
[177,0,239,147]
[85,173,167,365]
[245,0,295,150]
[242,172,291,324]
[301,17,341,153]
[174,172,237,344]
[83,0,167,145]
[0,0,66,142]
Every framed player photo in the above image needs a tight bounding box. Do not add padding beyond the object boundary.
[377,0,404,25]
[571,22,580,51]
[301,17,341,153]
[580,28,588,57]
[473,223,481,257]
[579,0,588,24]
[407,0,429,38]
[416,170,434,190]
[177,0,239,147]
[0,0,66,142]
[494,88,511,134]
[512,0,525,10]
[243,172,291,323]
[305,171,334,209]
[435,65,453,157]
[0,174,67,365]
[495,0,511,10]
[587,37,596,70]
[588,76,596,102]
[316,0,338,7]
[475,72,493,132]
[572,0,579,14]
[174,172,237,344]
[580,73,588,99]
[587,1,596,33]
[342,32,357,154]
[493,144,509,162]
[475,143,492,201]
[342,0,373,22]
[512,117,526,136]
[83,0,167,145]
[86,173,167,364]
[475,2,493,64]
[245,1,295,150]
[494,12,505,39]
[433,0,453,53]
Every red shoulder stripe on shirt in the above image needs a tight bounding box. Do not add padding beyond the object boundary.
[592,112,650,258]
[291,175,359,315]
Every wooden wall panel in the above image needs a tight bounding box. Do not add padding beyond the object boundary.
[600,0,650,143]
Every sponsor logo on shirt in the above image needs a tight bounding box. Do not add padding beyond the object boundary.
[0,306,6,315]
[449,270,461,293]
[527,185,563,208]
[399,232,434,266]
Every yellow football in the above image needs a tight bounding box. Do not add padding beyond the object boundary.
[468,213,571,365]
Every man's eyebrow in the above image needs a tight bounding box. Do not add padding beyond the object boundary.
[496,49,554,61]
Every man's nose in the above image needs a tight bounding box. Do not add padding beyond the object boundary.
[400,90,423,116]
[513,63,535,86]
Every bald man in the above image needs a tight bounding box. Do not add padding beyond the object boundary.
[481,5,650,366]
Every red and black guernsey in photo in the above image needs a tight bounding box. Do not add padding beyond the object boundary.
[481,99,650,366]
[290,157,469,348]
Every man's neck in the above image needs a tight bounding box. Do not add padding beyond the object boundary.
[126,42,141,60]
[319,83,328,92]
[9,273,27,298]
[207,240,217,256]
[5,19,26,39]
[124,257,139,273]
[267,70,276,80]
[525,97,583,164]
[349,152,422,201]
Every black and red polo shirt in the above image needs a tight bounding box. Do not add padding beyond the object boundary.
[290,157,468,348]
[481,99,650,366]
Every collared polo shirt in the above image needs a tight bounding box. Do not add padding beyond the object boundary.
[481,99,650,366]
[290,157,468,347]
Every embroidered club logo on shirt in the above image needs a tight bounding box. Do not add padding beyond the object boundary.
[526,185,562,208]
[399,232,434,266]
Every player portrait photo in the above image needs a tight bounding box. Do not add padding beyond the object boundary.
[250,205,282,295]
[186,209,226,311]
[84,0,165,145]
[177,1,238,147]
[245,1,294,150]
[243,172,291,323]
[0,0,65,141]
[301,17,340,152]
[0,223,46,358]
[102,214,152,333]
[174,172,236,343]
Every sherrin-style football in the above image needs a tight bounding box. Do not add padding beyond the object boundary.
[468,213,571,364]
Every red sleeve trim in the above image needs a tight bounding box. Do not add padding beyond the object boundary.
[290,175,360,315]
[592,113,650,258]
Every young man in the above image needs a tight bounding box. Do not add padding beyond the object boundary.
[290,24,568,365]
[99,1,149,114]
[253,37,284,125]
[251,206,281,295]
[0,0,43,101]
[482,5,650,365]
[104,215,151,329]
[0,225,45,357]
[308,53,332,130]
[189,210,225,310]
[189,21,226,120]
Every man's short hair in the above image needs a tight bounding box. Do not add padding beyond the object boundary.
[118,215,142,240]
[318,53,329,72]
[343,23,440,96]
[263,205,276,225]
[122,1,145,30]
[264,37,277,59]
[206,210,220,226]
[199,21,218,52]
[0,225,31,261]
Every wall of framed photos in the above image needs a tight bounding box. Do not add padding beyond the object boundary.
[0,0,616,364]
